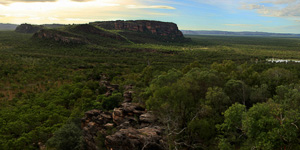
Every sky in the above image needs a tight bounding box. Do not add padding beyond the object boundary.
[1,0,300,33]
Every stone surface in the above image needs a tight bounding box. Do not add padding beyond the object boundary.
[140,112,157,123]
[105,127,164,150]
[81,83,165,150]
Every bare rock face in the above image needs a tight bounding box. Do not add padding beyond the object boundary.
[81,109,113,150]
[81,84,165,150]
[91,20,184,40]
[105,127,164,150]
[123,85,134,103]
[15,24,44,33]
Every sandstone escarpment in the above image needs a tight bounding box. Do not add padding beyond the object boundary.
[91,20,185,41]
[81,77,165,150]
[15,23,44,33]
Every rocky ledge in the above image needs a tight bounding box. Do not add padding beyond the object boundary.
[81,76,165,150]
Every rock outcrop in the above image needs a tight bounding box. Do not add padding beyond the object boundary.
[91,20,184,40]
[99,74,119,97]
[81,83,165,150]
[15,24,44,33]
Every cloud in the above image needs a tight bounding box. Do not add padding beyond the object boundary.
[0,0,57,5]
[127,5,175,9]
[261,0,297,4]
[242,4,265,10]
[241,0,300,17]
[148,12,171,16]
[71,0,94,2]
[224,24,262,27]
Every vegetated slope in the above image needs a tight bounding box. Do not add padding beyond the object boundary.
[32,24,129,45]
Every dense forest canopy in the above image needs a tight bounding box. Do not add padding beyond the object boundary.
[1,29,300,149]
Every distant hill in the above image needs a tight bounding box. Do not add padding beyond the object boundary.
[90,20,188,43]
[0,23,18,30]
[32,20,190,45]
[15,23,66,33]
[182,30,300,37]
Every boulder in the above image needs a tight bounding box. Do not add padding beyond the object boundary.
[105,126,164,150]
[140,112,157,123]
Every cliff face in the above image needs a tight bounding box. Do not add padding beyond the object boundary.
[91,20,183,39]
[15,24,44,33]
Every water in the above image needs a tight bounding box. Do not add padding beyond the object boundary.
[266,58,300,63]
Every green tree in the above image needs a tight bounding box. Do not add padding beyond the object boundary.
[261,67,296,95]
[46,122,82,150]
[205,86,231,114]
[249,84,270,104]
[224,79,249,105]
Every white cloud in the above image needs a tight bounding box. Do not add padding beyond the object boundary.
[0,0,57,5]
[147,12,171,16]
[241,0,300,17]
[242,4,265,10]
[127,5,175,9]
[224,24,261,27]
[261,0,297,4]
